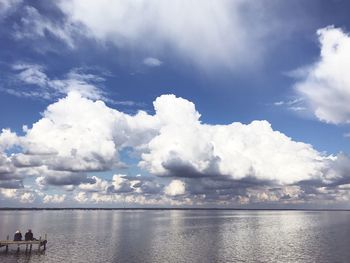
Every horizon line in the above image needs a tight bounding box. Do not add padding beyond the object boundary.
[1,207,350,211]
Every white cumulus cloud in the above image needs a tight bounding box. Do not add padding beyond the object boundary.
[164,180,186,196]
[0,128,19,151]
[2,90,350,205]
[74,191,89,203]
[295,26,350,124]
[0,188,36,203]
[0,91,158,186]
[43,194,66,204]
[140,94,326,185]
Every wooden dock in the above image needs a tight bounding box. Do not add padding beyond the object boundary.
[0,234,47,252]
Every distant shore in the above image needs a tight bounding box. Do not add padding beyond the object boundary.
[1,207,350,211]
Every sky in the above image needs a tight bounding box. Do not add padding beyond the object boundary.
[1,0,350,208]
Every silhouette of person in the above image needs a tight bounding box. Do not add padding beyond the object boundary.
[13,230,22,241]
[25,229,34,241]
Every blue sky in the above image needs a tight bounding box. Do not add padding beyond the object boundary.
[1,0,350,207]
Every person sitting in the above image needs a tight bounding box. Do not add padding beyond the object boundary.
[25,229,35,241]
[13,230,22,241]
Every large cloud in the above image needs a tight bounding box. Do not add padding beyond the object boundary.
[3,1,314,73]
[140,95,326,185]
[20,92,157,172]
[295,26,350,124]
[0,91,156,187]
[1,91,350,206]
[57,0,258,70]
[23,92,119,170]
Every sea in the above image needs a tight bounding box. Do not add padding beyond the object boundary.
[0,209,350,262]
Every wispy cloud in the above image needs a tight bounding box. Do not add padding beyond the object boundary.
[7,63,107,101]
[6,0,294,71]
[0,0,22,19]
[59,0,267,71]
[343,133,350,138]
[13,6,76,48]
[2,63,141,106]
[3,1,313,73]
[143,57,162,67]
[273,98,306,112]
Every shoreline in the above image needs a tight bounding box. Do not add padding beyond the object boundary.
[1,207,350,211]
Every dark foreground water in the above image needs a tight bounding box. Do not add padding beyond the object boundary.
[1,210,350,263]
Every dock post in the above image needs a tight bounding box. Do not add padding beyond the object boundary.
[5,235,9,252]
[38,236,41,251]
[44,234,47,250]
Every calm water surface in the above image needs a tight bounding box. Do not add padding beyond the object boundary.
[0,210,350,262]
